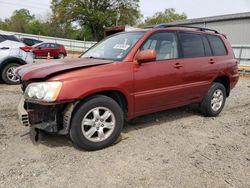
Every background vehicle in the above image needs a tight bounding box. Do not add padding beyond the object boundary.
[23,42,67,59]
[0,31,34,84]
[17,25,238,150]
[20,37,43,46]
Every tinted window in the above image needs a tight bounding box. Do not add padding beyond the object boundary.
[38,43,49,48]
[0,35,6,43]
[23,38,33,46]
[179,32,205,58]
[4,35,20,42]
[141,32,178,60]
[49,43,59,48]
[202,35,212,56]
[207,35,227,56]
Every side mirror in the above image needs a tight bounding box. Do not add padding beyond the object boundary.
[136,49,156,64]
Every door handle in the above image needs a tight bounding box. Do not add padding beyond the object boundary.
[0,47,10,50]
[209,58,216,64]
[173,63,183,69]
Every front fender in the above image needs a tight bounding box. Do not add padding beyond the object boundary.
[0,56,26,71]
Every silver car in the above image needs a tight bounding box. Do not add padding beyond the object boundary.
[0,31,34,84]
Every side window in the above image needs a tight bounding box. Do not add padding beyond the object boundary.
[179,32,205,58]
[6,35,19,42]
[0,35,6,43]
[141,32,178,61]
[49,43,58,48]
[207,35,227,56]
[38,43,48,48]
[202,35,212,56]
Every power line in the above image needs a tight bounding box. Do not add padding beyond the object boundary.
[18,0,51,7]
[0,0,50,8]
[0,0,50,10]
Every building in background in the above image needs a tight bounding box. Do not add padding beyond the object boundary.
[170,12,250,67]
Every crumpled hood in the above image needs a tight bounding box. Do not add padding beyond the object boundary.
[16,58,114,80]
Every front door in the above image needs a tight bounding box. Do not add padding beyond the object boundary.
[133,31,186,116]
[34,43,50,57]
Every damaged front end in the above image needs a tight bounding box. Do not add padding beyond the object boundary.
[18,81,75,135]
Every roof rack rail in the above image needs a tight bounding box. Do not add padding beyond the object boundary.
[144,24,219,34]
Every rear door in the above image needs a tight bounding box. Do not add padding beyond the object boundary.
[178,32,215,101]
[206,34,228,66]
[49,43,59,57]
[134,31,186,116]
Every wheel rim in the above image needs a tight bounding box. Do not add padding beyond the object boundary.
[58,54,64,59]
[211,89,224,112]
[81,107,116,142]
[6,66,20,82]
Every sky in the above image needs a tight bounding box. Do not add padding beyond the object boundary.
[0,0,250,20]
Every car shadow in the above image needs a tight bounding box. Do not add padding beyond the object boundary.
[124,104,202,133]
[31,104,202,150]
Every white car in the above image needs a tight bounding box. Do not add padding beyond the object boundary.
[0,31,34,84]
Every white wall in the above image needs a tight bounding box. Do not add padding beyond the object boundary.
[1,30,97,52]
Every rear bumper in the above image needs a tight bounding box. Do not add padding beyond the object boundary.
[230,74,239,90]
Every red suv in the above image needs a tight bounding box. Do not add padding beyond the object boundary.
[17,25,239,150]
[23,42,67,59]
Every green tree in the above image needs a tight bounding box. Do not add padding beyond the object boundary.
[0,8,84,41]
[51,0,141,41]
[141,8,187,27]
[7,9,35,33]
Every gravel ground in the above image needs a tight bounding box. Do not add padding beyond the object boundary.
[0,79,249,188]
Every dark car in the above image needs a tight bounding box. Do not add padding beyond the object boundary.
[17,25,239,150]
[23,42,67,59]
[20,37,43,46]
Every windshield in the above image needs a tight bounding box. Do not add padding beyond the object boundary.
[81,32,145,61]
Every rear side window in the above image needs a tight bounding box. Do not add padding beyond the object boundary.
[202,35,212,56]
[179,32,205,58]
[50,44,59,48]
[207,35,227,56]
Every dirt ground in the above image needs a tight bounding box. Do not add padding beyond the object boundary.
[0,79,249,188]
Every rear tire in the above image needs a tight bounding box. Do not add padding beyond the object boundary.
[1,63,21,85]
[70,95,124,151]
[57,53,65,59]
[200,82,226,117]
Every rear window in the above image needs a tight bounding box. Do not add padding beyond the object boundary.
[207,35,227,56]
[179,32,205,58]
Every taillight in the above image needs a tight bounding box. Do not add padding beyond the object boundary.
[20,47,31,52]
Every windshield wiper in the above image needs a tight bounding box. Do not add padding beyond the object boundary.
[85,56,112,60]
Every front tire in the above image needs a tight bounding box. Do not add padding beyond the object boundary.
[1,63,20,85]
[200,82,226,117]
[70,95,124,151]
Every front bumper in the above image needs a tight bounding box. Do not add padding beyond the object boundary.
[18,96,30,127]
[17,96,74,134]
